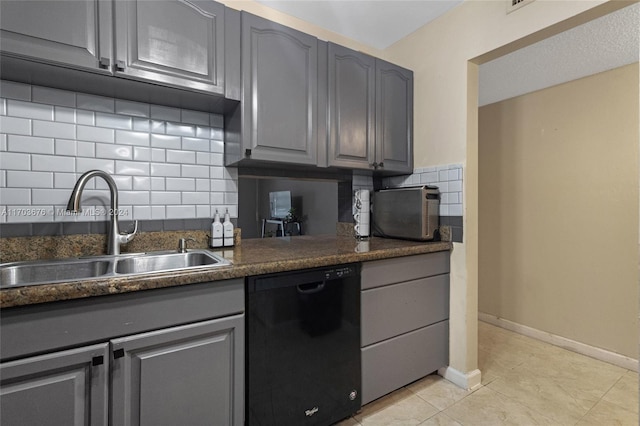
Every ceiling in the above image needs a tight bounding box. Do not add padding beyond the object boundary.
[254,0,463,50]
[255,1,639,106]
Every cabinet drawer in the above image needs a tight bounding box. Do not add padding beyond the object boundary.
[361,320,448,405]
[362,274,449,346]
[361,252,449,290]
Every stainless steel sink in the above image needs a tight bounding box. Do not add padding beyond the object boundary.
[0,250,231,288]
[115,252,225,274]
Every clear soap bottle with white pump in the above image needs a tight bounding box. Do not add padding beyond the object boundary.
[223,208,234,247]
[210,209,223,248]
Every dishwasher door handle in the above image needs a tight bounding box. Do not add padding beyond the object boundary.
[297,281,325,294]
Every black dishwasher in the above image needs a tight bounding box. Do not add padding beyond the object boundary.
[246,264,361,426]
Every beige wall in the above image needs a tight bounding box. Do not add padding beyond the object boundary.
[478,63,639,358]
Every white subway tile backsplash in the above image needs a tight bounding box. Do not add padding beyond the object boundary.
[76,110,95,126]
[151,148,166,162]
[31,188,71,205]
[115,130,149,146]
[33,120,75,139]
[76,158,115,174]
[32,86,76,108]
[435,181,449,192]
[5,206,52,223]
[133,176,150,190]
[449,204,463,216]
[96,143,132,160]
[119,191,149,205]
[449,180,462,192]
[7,171,53,188]
[151,177,165,191]
[77,125,114,143]
[77,141,95,158]
[115,160,149,176]
[196,178,210,191]
[181,110,209,126]
[166,178,195,191]
[182,164,209,178]
[96,112,132,130]
[133,118,150,132]
[150,163,180,177]
[150,105,180,122]
[438,170,449,182]
[8,135,54,154]
[196,126,210,139]
[0,116,31,135]
[115,100,150,118]
[166,122,195,137]
[210,140,224,153]
[151,191,181,205]
[166,205,196,219]
[182,191,208,205]
[196,152,210,165]
[0,188,30,204]
[54,172,79,189]
[182,137,209,152]
[166,149,195,164]
[1,81,237,224]
[32,154,75,172]
[151,134,180,149]
[8,99,53,121]
[0,81,31,101]
[133,147,151,162]
[54,106,76,124]
[76,93,114,113]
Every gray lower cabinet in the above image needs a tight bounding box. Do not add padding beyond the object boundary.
[235,12,318,165]
[114,0,226,94]
[327,43,414,174]
[361,252,450,404]
[0,343,110,426]
[111,315,243,426]
[0,0,113,72]
[0,279,244,426]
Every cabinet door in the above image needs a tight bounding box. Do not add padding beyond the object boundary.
[375,59,414,173]
[0,343,109,426]
[111,314,244,426]
[0,0,112,72]
[241,13,318,165]
[114,0,225,94]
[328,43,376,170]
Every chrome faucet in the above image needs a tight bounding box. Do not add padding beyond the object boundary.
[67,170,138,255]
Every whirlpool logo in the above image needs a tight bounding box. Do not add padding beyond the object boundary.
[305,407,319,417]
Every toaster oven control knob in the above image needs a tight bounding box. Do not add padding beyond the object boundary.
[349,390,357,400]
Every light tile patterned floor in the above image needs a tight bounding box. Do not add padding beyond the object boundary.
[337,321,638,425]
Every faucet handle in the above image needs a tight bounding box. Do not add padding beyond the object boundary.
[178,237,196,253]
[120,220,138,243]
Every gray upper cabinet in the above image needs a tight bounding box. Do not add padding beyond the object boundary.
[327,43,413,173]
[375,59,414,174]
[0,343,109,426]
[0,0,113,72]
[239,12,318,165]
[114,0,225,94]
[327,43,376,169]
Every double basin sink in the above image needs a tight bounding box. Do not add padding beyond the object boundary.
[0,250,231,289]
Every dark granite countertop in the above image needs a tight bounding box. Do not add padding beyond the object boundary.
[0,235,452,309]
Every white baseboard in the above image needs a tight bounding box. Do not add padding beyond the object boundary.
[438,366,482,391]
[479,312,639,372]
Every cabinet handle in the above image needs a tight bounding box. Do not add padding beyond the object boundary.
[371,162,378,169]
[98,57,110,70]
[92,356,104,366]
[245,149,252,158]
[113,348,125,359]
[378,162,384,168]
[115,60,126,72]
